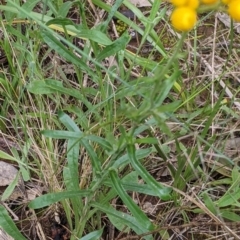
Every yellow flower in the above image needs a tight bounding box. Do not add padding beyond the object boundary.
[201,0,219,3]
[187,0,199,9]
[171,7,197,31]
[171,0,188,7]
[228,0,240,21]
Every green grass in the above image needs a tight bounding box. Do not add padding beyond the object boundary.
[0,0,240,239]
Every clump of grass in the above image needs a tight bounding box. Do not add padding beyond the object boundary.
[0,0,240,239]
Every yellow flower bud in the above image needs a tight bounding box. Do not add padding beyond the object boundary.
[228,0,240,21]
[171,7,197,31]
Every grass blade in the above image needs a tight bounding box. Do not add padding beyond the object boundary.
[79,229,103,240]
[127,143,172,200]
[0,205,26,240]
[109,168,154,231]
[97,32,130,61]
[91,202,153,239]
[41,31,96,79]
[28,190,91,209]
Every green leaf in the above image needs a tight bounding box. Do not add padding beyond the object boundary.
[28,190,91,209]
[202,193,218,215]
[135,138,158,145]
[58,111,81,132]
[41,31,96,78]
[80,229,103,240]
[58,111,81,189]
[0,205,26,240]
[112,148,152,169]
[42,112,102,174]
[41,129,112,151]
[11,148,31,182]
[232,166,240,183]
[27,79,93,110]
[0,150,18,161]
[101,0,124,31]
[107,213,130,232]
[159,230,170,240]
[109,169,154,231]
[221,210,240,221]
[27,79,62,95]
[62,26,112,45]
[106,171,137,233]
[153,71,180,107]
[17,0,39,18]
[63,167,76,190]
[91,202,153,240]
[46,18,76,27]
[127,144,172,200]
[124,51,157,71]
[5,25,28,42]
[66,139,80,190]
[104,180,161,196]
[216,188,240,207]
[57,1,72,18]
[1,172,20,201]
[0,150,27,166]
[47,20,113,45]
[231,166,240,192]
[96,32,131,61]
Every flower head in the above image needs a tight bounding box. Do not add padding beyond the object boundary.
[228,0,240,21]
[171,7,197,31]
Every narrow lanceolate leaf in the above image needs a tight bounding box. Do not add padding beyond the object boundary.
[127,144,172,200]
[0,205,26,240]
[79,229,103,240]
[0,151,27,167]
[28,190,91,209]
[109,169,154,231]
[104,179,159,196]
[58,111,80,190]
[46,19,112,45]
[65,139,80,190]
[41,112,102,174]
[96,32,131,62]
[41,130,102,174]
[46,18,76,27]
[57,1,72,18]
[0,150,18,161]
[220,210,240,222]
[27,79,93,109]
[17,0,39,18]
[154,70,180,107]
[91,202,153,239]
[1,172,20,201]
[101,0,124,31]
[216,188,240,208]
[41,129,112,151]
[112,148,152,169]
[41,31,96,79]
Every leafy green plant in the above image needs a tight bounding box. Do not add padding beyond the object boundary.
[0,0,240,239]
